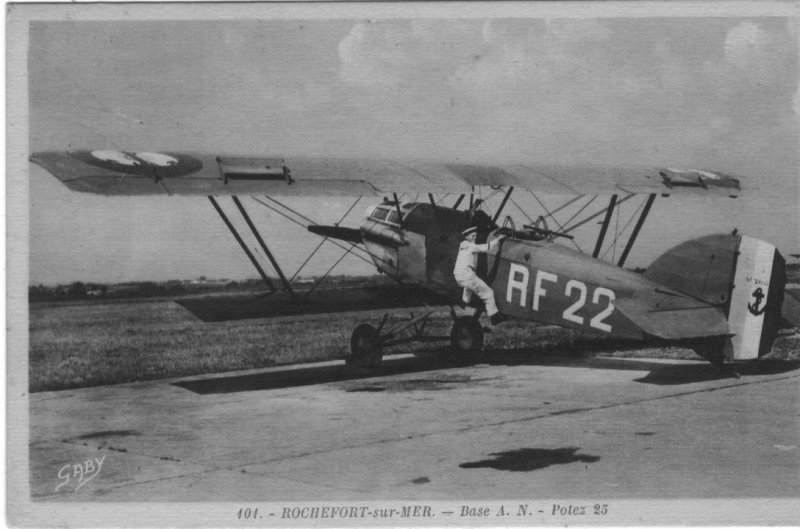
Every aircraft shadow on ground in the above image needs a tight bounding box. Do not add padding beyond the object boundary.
[174,356,446,395]
[459,447,600,472]
[632,359,800,385]
[173,340,800,394]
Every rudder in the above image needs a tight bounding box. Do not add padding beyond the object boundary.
[726,236,786,360]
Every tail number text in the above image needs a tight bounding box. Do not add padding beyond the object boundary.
[506,264,615,332]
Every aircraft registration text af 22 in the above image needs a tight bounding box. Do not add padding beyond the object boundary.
[31,150,800,371]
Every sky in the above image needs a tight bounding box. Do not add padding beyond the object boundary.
[26,14,800,284]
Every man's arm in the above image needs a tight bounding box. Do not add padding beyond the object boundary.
[473,235,505,253]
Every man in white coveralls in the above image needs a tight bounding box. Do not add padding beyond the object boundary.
[454,226,508,325]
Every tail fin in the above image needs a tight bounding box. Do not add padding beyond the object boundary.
[726,236,785,360]
[645,234,787,361]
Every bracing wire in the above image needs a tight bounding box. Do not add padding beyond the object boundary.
[564,194,635,234]
[336,196,362,227]
[561,196,598,232]
[528,189,583,253]
[543,195,586,221]
[289,238,329,284]
[285,195,363,282]
[600,198,646,261]
[509,196,535,224]
[251,196,374,266]
[301,243,358,303]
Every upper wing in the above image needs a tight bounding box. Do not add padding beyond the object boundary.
[30,150,742,198]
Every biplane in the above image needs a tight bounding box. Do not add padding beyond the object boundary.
[30,150,800,371]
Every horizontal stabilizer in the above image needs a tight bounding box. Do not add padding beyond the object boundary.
[176,284,451,322]
[615,289,729,340]
[307,225,362,244]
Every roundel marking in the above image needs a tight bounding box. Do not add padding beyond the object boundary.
[71,150,203,178]
[91,150,140,167]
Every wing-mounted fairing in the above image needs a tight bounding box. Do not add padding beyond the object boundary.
[659,168,741,191]
[30,151,384,196]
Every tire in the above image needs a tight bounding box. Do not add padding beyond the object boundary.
[348,324,383,369]
[450,316,484,354]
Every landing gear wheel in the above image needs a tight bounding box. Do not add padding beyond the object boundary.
[348,324,383,369]
[449,316,484,356]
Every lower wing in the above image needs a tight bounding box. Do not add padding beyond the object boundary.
[176,283,452,322]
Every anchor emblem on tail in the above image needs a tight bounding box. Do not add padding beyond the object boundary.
[747,287,767,316]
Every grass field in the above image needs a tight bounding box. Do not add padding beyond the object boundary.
[28,295,800,393]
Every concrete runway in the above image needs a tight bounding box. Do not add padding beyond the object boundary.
[30,352,800,502]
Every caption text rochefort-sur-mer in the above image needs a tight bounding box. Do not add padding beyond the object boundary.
[235,503,610,521]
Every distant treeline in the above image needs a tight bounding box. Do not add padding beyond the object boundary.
[27,263,800,302]
[28,275,391,302]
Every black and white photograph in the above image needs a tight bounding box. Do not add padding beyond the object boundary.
[7,1,800,526]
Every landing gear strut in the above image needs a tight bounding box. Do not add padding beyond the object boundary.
[449,316,484,353]
[346,308,489,369]
[347,310,443,369]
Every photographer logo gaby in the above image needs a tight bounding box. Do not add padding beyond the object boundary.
[55,455,106,492]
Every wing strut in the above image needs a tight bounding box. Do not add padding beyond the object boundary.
[565,194,635,234]
[491,187,514,225]
[593,194,618,258]
[617,193,656,267]
[208,196,277,292]
[232,196,296,301]
[392,193,404,229]
[428,193,443,226]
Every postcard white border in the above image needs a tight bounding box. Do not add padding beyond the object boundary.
[8,1,800,527]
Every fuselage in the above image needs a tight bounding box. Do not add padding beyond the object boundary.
[360,201,472,293]
[357,201,660,340]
